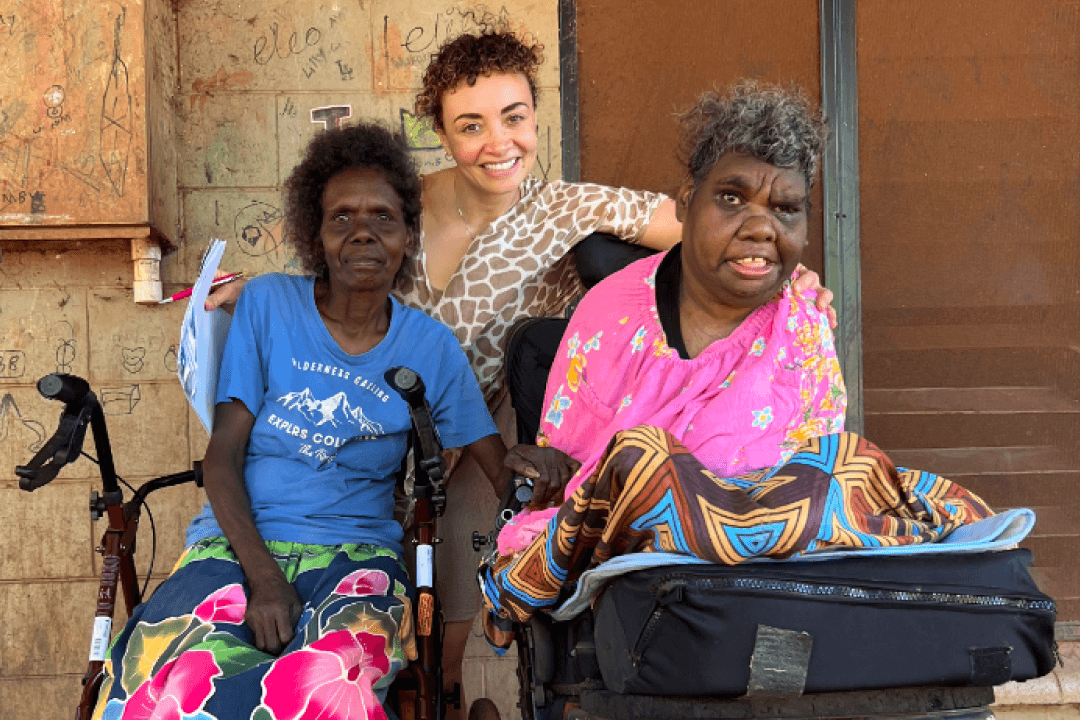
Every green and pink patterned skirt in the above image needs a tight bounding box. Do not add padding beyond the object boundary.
[92,538,413,720]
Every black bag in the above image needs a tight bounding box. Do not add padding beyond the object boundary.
[592,549,1057,697]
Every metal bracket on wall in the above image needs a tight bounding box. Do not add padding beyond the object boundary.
[820,0,864,434]
[558,0,580,183]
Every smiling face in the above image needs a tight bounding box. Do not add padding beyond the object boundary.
[318,166,413,295]
[436,72,538,196]
[677,152,809,311]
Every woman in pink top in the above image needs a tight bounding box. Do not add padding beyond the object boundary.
[484,82,993,630]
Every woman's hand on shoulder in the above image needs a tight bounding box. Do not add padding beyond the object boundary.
[504,444,582,509]
[793,265,837,329]
[204,272,248,313]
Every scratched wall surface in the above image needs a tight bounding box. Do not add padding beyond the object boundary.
[0,3,557,718]
[168,0,561,284]
[0,1,151,226]
[0,240,207,718]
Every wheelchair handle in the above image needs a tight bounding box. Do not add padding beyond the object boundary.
[38,373,92,407]
[16,374,102,492]
[385,366,446,488]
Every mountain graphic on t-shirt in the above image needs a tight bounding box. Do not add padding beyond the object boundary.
[277,388,384,433]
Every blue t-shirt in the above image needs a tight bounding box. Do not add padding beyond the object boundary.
[185,273,498,553]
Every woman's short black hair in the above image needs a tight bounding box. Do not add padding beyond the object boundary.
[283,122,422,283]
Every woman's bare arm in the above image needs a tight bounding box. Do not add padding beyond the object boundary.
[203,399,301,655]
[461,433,511,498]
[638,198,681,250]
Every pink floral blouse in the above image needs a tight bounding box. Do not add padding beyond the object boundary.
[499,251,847,554]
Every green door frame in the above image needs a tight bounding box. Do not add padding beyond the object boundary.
[820,0,864,433]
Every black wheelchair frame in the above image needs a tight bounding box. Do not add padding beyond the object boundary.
[16,370,458,720]
[479,316,998,720]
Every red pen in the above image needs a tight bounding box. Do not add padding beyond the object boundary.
[158,272,244,304]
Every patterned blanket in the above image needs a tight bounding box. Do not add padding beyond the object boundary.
[481,428,994,635]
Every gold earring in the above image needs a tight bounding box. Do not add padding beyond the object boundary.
[444,150,453,161]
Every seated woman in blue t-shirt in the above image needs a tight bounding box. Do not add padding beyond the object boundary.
[92,123,507,720]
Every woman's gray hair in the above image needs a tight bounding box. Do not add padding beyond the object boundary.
[677,80,826,191]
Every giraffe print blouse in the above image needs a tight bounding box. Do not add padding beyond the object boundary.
[395,175,667,408]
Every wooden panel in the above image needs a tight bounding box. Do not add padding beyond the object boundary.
[858,0,1080,317]
[575,0,825,271]
[170,0,562,284]
[858,0,1080,620]
[146,0,179,244]
[0,0,149,226]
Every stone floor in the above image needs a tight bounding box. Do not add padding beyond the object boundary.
[461,613,522,720]
[994,707,1080,720]
[460,631,1079,720]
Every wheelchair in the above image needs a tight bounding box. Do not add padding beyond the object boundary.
[16,368,466,720]
[468,235,998,720]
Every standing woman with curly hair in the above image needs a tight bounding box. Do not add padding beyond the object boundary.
[404,30,837,710]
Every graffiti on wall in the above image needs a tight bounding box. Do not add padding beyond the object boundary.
[0,393,44,454]
[0,4,139,222]
[251,10,355,83]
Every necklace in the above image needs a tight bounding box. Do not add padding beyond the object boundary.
[452,176,522,241]
[455,196,476,240]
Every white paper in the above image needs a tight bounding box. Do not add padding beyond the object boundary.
[177,239,232,434]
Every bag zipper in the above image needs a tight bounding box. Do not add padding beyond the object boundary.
[650,576,1056,613]
[631,583,684,667]
[630,574,1054,669]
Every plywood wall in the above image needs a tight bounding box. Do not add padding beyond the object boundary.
[575,0,825,272]
[166,0,561,287]
[0,3,557,718]
[0,0,151,226]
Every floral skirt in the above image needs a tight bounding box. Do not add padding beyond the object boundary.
[93,538,414,720]
[481,428,995,637]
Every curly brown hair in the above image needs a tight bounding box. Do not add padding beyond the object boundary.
[283,122,422,284]
[415,29,544,131]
